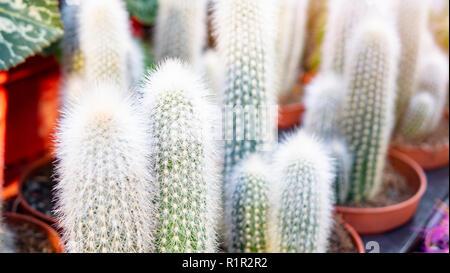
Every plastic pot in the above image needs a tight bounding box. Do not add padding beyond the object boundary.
[5,212,65,253]
[278,102,306,130]
[335,150,427,235]
[17,155,57,225]
[342,220,365,253]
[390,110,449,170]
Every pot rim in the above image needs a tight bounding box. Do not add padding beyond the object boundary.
[335,150,427,215]
[342,221,365,253]
[5,212,65,253]
[18,154,57,224]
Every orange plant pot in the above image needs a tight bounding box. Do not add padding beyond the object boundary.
[390,110,449,170]
[5,212,65,253]
[1,55,60,167]
[343,221,365,253]
[0,87,7,187]
[335,150,427,235]
[17,155,57,225]
[278,102,306,130]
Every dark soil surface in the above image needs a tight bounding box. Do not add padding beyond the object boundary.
[328,220,358,253]
[8,223,54,253]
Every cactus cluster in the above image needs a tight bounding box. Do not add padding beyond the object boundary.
[275,0,309,98]
[213,0,277,184]
[270,132,334,253]
[154,0,207,65]
[142,60,220,253]
[224,154,270,253]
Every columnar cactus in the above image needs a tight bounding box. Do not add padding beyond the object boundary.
[61,2,84,77]
[200,49,224,97]
[328,139,352,204]
[339,19,399,202]
[224,155,270,253]
[275,0,309,98]
[79,0,132,88]
[322,0,392,75]
[213,0,277,183]
[270,131,334,253]
[54,85,155,253]
[302,73,344,138]
[395,0,431,123]
[127,39,145,87]
[154,0,207,65]
[142,59,220,253]
[399,92,436,139]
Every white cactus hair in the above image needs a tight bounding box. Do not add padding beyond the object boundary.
[302,72,345,137]
[199,49,225,98]
[79,0,132,87]
[127,38,145,87]
[54,83,155,253]
[142,59,220,253]
[275,0,309,97]
[154,0,208,64]
[400,92,436,139]
[269,131,334,253]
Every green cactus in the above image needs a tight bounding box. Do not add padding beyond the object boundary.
[154,0,207,64]
[395,0,431,124]
[213,0,277,184]
[224,155,270,253]
[142,60,220,253]
[270,131,334,253]
[339,19,399,202]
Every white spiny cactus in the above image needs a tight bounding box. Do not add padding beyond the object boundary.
[142,59,220,253]
[200,49,225,98]
[54,84,155,253]
[127,39,145,87]
[61,1,84,77]
[322,0,393,75]
[400,92,436,139]
[224,154,271,253]
[302,72,345,138]
[79,0,132,88]
[328,139,352,204]
[270,131,334,253]
[213,0,277,183]
[275,0,309,98]
[154,0,208,65]
[339,18,399,202]
[395,0,431,123]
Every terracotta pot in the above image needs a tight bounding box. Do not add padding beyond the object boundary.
[278,102,306,130]
[1,55,60,166]
[335,150,427,235]
[17,155,57,225]
[5,212,65,253]
[390,110,449,170]
[342,221,365,253]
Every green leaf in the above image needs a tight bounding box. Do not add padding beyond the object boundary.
[0,0,64,70]
[126,0,158,25]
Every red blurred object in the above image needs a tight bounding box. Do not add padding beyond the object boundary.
[0,86,7,188]
[130,16,144,38]
[1,55,61,194]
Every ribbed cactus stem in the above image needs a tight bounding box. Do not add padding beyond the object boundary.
[270,131,334,253]
[275,0,308,97]
[55,85,155,253]
[142,60,219,253]
[340,19,399,202]
[213,0,277,183]
[328,139,352,205]
[61,2,84,77]
[399,92,436,139]
[302,73,344,138]
[225,155,270,253]
[79,0,132,88]
[395,0,431,123]
[155,0,207,64]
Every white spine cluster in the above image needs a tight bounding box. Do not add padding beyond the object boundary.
[154,0,208,65]
[79,0,132,88]
[142,59,220,253]
[275,0,309,97]
[54,85,155,253]
[200,49,225,98]
[270,131,334,253]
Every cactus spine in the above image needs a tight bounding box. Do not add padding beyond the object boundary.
[213,0,277,183]
[79,0,132,88]
[275,0,309,97]
[339,19,399,202]
[155,0,207,64]
[395,0,430,123]
[224,155,270,253]
[142,60,219,253]
[54,85,155,253]
[328,139,352,204]
[270,131,334,253]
